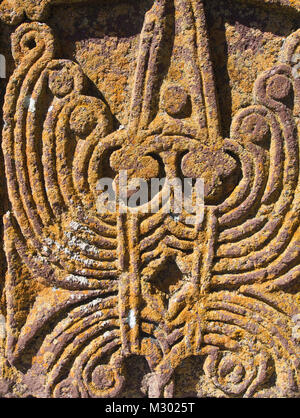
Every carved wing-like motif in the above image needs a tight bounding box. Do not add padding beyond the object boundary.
[0,0,300,398]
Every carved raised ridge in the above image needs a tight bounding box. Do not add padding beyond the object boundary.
[0,0,299,398]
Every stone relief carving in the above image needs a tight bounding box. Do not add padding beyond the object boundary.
[0,0,299,398]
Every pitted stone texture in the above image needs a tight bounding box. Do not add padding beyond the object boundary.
[0,0,299,398]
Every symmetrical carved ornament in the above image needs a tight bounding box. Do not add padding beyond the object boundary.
[0,0,299,398]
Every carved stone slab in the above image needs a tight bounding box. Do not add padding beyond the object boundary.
[0,0,299,398]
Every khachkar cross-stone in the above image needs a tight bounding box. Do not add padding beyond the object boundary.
[0,0,299,398]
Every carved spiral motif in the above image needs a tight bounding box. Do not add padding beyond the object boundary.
[202,291,299,397]
[204,350,271,397]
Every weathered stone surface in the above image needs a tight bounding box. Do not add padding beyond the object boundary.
[0,0,299,398]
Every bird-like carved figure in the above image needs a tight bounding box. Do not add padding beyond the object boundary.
[1,0,300,397]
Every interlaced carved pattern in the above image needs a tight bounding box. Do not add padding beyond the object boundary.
[1,0,300,398]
